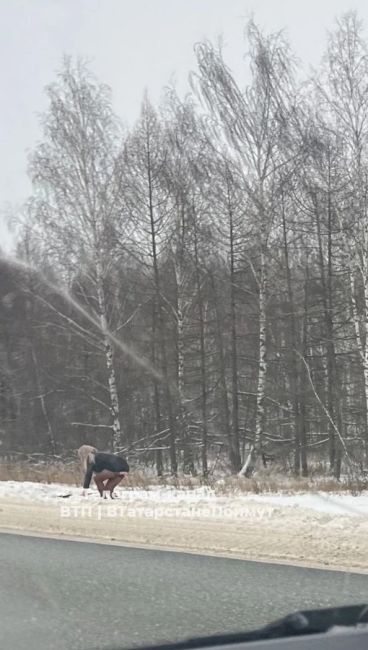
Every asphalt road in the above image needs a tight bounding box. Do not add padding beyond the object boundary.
[0,533,367,650]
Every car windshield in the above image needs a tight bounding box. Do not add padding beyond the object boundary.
[0,1,368,650]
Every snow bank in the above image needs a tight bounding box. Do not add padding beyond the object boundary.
[1,480,367,570]
[0,480,367,518]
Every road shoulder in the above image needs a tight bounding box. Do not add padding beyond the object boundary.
[0,496,367,573]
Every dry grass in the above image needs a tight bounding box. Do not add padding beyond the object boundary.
[0,461,366,494]
[212,474,367,495]
[0,461,81,486]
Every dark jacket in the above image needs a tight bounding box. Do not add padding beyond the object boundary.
[83,452,129,489]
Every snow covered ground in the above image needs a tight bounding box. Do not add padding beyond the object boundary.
[0,480,367,517]
[0,481,367,571]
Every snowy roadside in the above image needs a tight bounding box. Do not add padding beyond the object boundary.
[1,480,368,513]
[0,481,367,572]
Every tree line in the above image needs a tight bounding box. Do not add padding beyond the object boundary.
[1,12,368,479]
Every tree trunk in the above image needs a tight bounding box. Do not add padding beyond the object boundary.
[23,247,56,454]
[175,263,195,474]
[281,193,302,475]
[193,220,208,478]
[228,179,242,472]
[315,192,342,477]
[146,141,177,475]
[95,256,122,451]
[30,344,55,454]
[350,270,368,462]
[211,272,239,473]
[240,252,268,477]
[152,300,163,476]
[299,268,309,477]
[363,272,368,465]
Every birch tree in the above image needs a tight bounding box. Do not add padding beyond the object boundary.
[163,94,203,474]
[317,13,368,460]
[208,156,245,472]
[123,95,178,474]
[194,22,299,475]
[28,59,125,451]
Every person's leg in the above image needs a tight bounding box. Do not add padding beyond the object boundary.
[105,473,125,498]
[94,470,115,497]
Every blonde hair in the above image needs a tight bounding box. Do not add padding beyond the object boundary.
[77,445,97,472]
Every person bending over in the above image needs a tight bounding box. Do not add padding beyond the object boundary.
[82,450,129,498]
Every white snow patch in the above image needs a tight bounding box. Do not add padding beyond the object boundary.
[0,480,367,519]
[244,493,368,517]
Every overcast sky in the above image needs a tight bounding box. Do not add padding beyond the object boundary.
[1,0,367,251]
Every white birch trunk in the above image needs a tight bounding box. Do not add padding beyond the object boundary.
[95,257,122,451]
[362,270,368,459]
[177,286,185,402]
[350,271,363,361]
[350,267,368,459]
[239,254,268,476]
[254,262,268,449]
[174,263,193,473]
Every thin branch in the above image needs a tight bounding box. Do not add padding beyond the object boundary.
[71,422,113,429]
[296,351,357,474]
